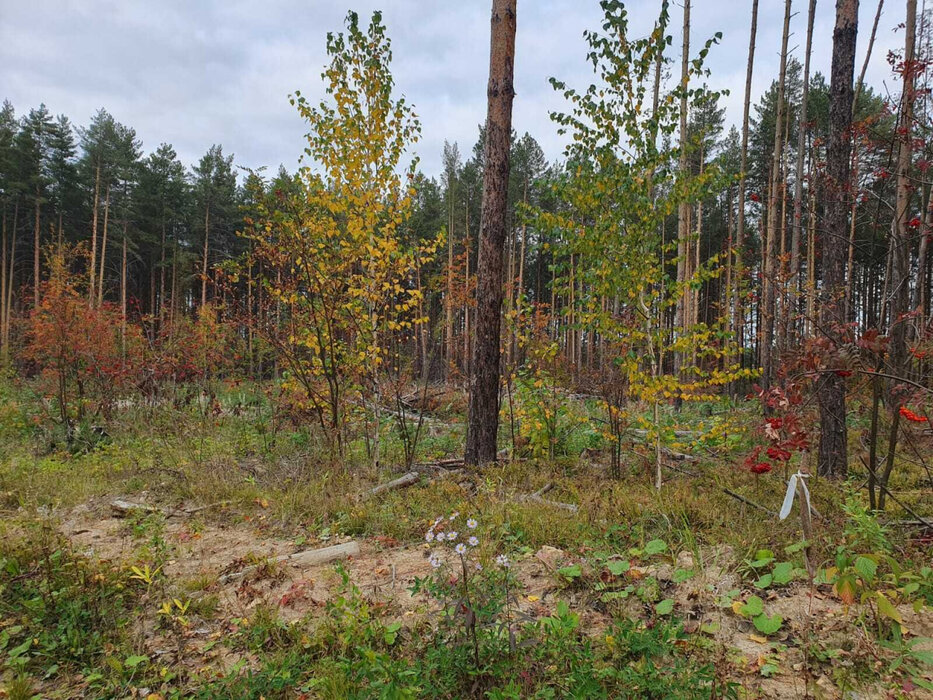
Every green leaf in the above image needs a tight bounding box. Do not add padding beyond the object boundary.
[874,594,902,623]
[607,559,630,576]
[558,564,582,580]
[740,595,764,617]
[655,598,674,615]
[673,568,695,584]
[854,556,877,584]
[643,539,667,556]
[753,574,773,589]
[7,639,31,659]
[124,655,149,669]
[753,613,783,635]
[771,562,794,585]
[760,662,779,677]
[384,621,402,645]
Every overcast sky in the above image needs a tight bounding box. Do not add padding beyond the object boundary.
[1,1,906,179]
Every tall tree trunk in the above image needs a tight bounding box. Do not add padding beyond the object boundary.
[121,226,127,357]
[674,0,692,375]
[913,186,933,319]
[4,203,18,360]
[201,204,210,308]
[854,0,885,108]
[734,0,759,366]
[0,206,6,362]
[465,0,517,466]
[846,142,860,320]
[761,0,792,392]
[33,187,41,307]
[445,181,455,379]
[98,185,110,307]
[463,206,471,377]
[791,0,816,343]
[516,180,528,364]
[89,162,100,306]
[818,0,859,479]
[159,220,167,322]
[880,0,916,508]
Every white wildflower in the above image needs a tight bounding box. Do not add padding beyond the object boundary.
[455,543,467,555]
[468,536,479,547]
[466,518,478,530]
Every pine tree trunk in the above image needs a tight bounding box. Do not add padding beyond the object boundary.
[3,202,18,360]
[817,0,859,479]
[89,162,100,306]
[159,220,167,322]
[0,206,6,362]
[98,184,110,307]
[201,204,210,308]
[734,0,759,367]
[674,0,691,374]
[33,188,40,307]
[465,0,517,466]
[791,0,816,343]
[445,182,454,379]
[121,227,127,357]
[761,0,792,392]
[463,206,470,378]
[880,0,916,508]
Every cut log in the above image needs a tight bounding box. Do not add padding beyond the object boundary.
[220,541,361,584]
[365,471,419,499]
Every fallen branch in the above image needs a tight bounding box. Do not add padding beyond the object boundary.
[631,429,697,440]
[720,488,776,516]
[364,471,420,499]
[110,500,160,517]
[220,541,361,584]
[517,483,579,514]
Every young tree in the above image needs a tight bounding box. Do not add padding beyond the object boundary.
[817,0,859,479]
[243,11,434,458]
[465,0,518,466]
[538,1,750,483]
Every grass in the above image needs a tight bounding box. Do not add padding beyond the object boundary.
[0,375,931,697]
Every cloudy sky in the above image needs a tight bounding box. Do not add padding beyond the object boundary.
[1,1,905,178]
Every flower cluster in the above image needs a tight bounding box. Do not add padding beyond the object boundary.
[424,514,511,573]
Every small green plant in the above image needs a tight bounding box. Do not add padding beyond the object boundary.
[732,594,783,636]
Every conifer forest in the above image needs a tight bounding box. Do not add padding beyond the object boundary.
[1,1,932,697]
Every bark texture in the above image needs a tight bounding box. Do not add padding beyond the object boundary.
[465,0,517,466]
[817,0,858,478]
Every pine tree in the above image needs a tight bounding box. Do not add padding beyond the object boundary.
[465,0,518,466]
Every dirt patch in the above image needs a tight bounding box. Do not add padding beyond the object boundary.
[48,497,933,697]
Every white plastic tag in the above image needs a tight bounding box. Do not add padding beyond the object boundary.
[779,472,811,521]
